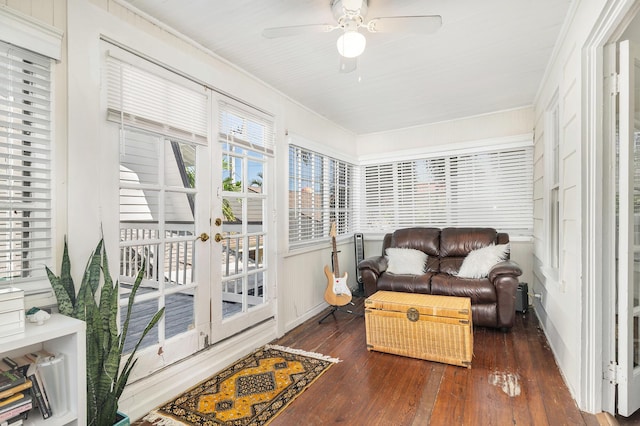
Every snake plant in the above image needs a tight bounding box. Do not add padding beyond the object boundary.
[46,238,164,426]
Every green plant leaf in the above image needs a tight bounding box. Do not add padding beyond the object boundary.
[85,240,103,296]
[97,392,118,426]
[98,245,117,352]
[119,264,146,349]
[116,307,164,399]
[47,237,165,426]
[86,372,98,426]
[46,266,74,316]
[60,238,76,306]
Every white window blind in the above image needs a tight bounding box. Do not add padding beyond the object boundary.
[218,101,274,156]
[289,144,355,244]
[105,52,208,145]
[362,146,534,236]
[0,41,52,287]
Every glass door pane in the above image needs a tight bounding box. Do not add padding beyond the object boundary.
[220,145,267,319]
[119,129,199,360]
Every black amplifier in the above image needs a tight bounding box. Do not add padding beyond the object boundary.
[516,283,528,313]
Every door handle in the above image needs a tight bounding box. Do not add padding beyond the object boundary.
[197,233,210,242]
[214,233,223,243]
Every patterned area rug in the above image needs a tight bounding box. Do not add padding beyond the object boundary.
[143,345,339,426]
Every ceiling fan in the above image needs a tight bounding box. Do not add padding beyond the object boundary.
[262,0,442,73]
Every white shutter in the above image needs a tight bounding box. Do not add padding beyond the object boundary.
[332,159,353,235]
[288,144,355,245]
[362,147,533,236]
[0,41,52,286]
[363,163,395,229]
[449,149,533,233]
[105,53,208,145]
[288,146,324,243]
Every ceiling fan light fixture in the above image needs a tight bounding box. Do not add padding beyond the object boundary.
[337,30,366,58]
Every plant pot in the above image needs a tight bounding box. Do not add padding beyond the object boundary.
[114,411,130,426]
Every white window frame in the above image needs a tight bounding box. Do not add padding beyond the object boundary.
[288,144,355,246]
[545,92,561,275]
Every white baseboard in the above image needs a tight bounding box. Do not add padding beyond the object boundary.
[284,302,327,332]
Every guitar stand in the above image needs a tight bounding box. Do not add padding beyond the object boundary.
[318,301,363,324]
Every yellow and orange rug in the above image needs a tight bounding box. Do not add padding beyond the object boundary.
[143,345,339,425]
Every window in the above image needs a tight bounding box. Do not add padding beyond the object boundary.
[362,144,534,236]
[288,145,355,244]
[0,41,53,289]
[548,101,560,269]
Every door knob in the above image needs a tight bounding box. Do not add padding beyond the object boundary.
[214,233,223,243]
[197,233,210,242]
[214,218,222,227]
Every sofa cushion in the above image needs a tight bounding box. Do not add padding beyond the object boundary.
[385,248,427,275]
[387,227,441,272]
[457,243,510,278]
[439,258,464,276]
[439,228,497,257]
[389,228,441,257]
[430,273,497,304]
[377,272,433,294]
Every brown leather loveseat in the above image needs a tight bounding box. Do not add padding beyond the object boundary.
[358,227,522,330]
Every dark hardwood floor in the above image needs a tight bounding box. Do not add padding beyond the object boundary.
[135,296,640,425]
[271,297,599,426]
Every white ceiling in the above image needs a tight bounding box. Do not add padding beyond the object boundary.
[122,0,572,135]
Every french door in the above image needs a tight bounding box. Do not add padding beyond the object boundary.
[209,100,274,343]
[119,127,211,374]
[109,45,274,374]
[617,39,640,417]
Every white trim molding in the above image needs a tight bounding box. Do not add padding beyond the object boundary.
[0,5,63,60]
[581,0,640,415]
[358,133,533,166]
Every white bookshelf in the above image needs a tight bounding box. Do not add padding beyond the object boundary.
[0,314,86,426]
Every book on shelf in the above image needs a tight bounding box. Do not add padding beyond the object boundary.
[2,418,24,426]
[1,413,27,426]
[25,364,51,419]
[0,392,31,420]
[0,352,54,374]
[0,381,31,401]
[0,393,29,410]
[0,409,28,426]
[0,372,24,394]
[0,400,31,423]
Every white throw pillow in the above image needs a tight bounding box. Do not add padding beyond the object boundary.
[385,248,428,275]
[457,243,510,279]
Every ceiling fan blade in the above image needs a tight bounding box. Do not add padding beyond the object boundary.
[367,15,442,34]
[339,56,357,74]
[262,24,335,39]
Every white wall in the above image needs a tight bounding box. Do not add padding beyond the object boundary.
[356,106,534,157]
[532,1,618,409]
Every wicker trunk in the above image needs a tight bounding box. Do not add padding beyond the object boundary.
[364,291,473,368]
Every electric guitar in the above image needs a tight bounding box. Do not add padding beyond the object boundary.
[324,222,352,306]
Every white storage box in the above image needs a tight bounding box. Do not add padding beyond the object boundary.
[0,287,25,337]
